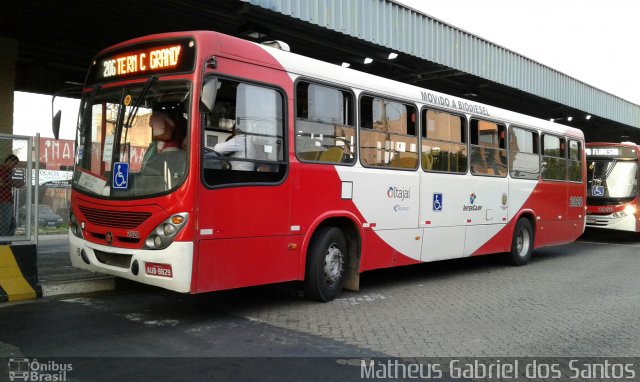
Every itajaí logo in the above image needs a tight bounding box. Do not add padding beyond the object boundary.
[469,192,477,204]
[387,187,411,201]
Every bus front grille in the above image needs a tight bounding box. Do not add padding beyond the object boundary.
[79,206,151,229]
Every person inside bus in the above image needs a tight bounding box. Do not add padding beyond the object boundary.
[151,111,181,152]
[142,110,184,163]
[212,123,256,171]
[0,154,24,241]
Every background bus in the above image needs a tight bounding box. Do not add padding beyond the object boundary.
[586,142,640,231]
[68,31,586,301]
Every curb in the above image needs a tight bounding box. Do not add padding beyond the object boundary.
[0,244,42,302]
[40,276,116,297]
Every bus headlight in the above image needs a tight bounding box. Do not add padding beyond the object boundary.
[144,213,188,250]
[624,204,636,216]
[69,212,83,238]
[163,223,176,236]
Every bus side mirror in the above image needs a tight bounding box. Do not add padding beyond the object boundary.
[51,86,81,140]
[200,78,219,113]
[52,110,61,140]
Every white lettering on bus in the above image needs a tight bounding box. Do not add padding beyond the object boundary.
[420,91,490,116]
[585,148,620,156]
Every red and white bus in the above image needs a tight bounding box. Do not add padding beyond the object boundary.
[586,142,640,231]
[68,31,586,301]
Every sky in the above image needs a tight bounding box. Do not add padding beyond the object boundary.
[13,0,640,139]
[14,92,79,140]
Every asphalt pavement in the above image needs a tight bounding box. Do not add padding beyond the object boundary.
[1,229,639,381]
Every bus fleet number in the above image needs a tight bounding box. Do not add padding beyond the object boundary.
[569,196,583,207]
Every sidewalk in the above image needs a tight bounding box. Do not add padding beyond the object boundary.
[37,234,115,297]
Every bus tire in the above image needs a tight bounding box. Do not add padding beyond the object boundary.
[507,218,534,266]
[304,226,348,302]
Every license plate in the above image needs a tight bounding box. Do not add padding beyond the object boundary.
[47,222,56,226]
[145,262,173,278]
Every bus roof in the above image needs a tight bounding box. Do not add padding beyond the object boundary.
[97,30,584,140]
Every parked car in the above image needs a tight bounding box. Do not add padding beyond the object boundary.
[18,204,64,228]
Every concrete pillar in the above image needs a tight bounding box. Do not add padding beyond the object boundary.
[0,37,18,135]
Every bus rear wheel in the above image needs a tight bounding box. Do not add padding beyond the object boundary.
[507,218,534,266]
[304,226,347,302]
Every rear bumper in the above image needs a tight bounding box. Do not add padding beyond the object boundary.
[69,232,193,293]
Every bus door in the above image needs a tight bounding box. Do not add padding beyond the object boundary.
[196,77,294,292]
[354,97,422,268]
[566,140,585,234]
[419,171,468,262]
[462,120,509,256]
[418,109,471,261]
[537,134,569,245]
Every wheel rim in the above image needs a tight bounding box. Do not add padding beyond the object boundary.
[324,243,344,287]
[516,228,530,257]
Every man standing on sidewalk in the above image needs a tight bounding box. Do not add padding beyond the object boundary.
[0,154,24,240]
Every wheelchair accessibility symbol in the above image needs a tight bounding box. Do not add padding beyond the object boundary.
[433,193,443,212]
[592,185,604,197]
[113,162,129,190]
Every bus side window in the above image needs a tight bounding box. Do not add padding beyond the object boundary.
[568,139,582,182]
[509,127,540,179]
[541,134,567,180]
[202,78,287,186]
[295,82,355,164]
[470,119,507,177]
[359,96,418,170]
[421,109,467,174]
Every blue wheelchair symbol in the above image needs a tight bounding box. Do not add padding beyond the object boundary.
[113,162,129,190]
[433,193,443,212]
[592,185,604,197]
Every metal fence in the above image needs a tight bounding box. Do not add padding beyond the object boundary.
[0,133,39,244]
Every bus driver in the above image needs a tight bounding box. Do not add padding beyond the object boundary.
[213,124,256,171]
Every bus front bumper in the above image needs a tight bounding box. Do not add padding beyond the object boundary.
[585,213,638,232]
[69,233,193,293]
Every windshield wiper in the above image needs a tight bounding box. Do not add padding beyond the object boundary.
[113,76,158,163]
[124,76,158,129]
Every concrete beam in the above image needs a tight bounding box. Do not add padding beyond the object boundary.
[0,38,18,135]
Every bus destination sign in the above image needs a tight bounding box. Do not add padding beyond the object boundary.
[586,146,637,159]
[88,39,196,85]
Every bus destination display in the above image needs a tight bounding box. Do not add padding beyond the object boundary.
[586,146,637,159]
[88,39,196,85]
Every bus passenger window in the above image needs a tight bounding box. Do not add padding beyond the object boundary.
[509,127,540,179]
[295,82,355,164]
[421,109,467,174]
[201,78,286,186]
[541,134,567,180]
[359,96,418,170]
[470,120,507,177]
[568,140,582,182]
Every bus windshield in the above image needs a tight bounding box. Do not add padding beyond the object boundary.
[73,80,191,199]
[587,159,638,199]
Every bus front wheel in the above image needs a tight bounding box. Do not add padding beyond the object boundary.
[507,218,534,266]
[304,226,348,302]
